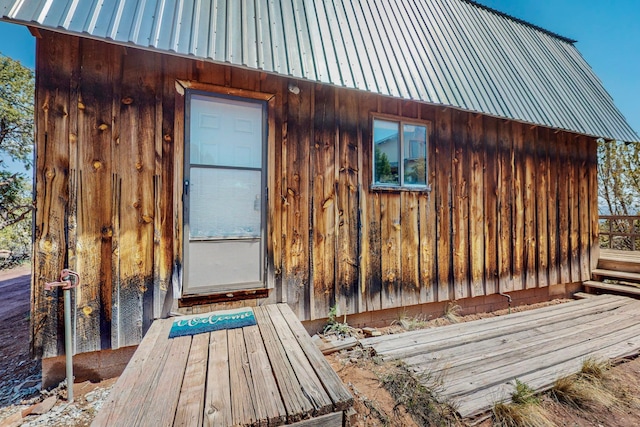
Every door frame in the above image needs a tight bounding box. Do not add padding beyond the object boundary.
[174,80,277,299]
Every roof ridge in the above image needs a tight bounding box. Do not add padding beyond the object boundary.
[460,0,577,44]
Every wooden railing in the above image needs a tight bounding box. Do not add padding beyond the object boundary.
[599,215,640,251]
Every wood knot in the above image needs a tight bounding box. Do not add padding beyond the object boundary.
[82,306,93,316]
[141,215,153,223]
[133,201,141,209]
[164,134,172,142]
[93,161,102,170]
[45,169,55,179]
[135,162,143,171]
[121,97,134,105]
[101,227,113,238]
[98,123,109,131]
[77,101,85,110]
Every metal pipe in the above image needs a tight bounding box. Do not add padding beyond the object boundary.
[499,292,512,314]
[45,269,80,403]
[63,287,74,402]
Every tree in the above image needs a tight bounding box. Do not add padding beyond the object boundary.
[598,139,640,250]
[598,139,640,216]
[0,54,34,251]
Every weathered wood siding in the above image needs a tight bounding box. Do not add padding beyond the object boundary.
[33,31,599,357]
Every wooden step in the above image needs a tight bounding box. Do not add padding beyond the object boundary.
[592,269,640,283]
[583,280,640,298]
[598,250,640,274]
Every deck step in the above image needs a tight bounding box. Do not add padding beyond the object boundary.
[597,251,640,274]
[591,269,640,283]
[583,280,640,298]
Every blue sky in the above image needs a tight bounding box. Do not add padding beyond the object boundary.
[0,1,638,174]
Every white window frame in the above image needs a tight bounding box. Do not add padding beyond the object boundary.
[371,115,429,190]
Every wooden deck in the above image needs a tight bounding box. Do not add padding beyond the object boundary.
[361,294,640,418]
[92,304,353,427]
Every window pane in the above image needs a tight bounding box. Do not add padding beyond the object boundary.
[373,119,399,185]
[403,124,427,186]
[189,167,262,239]
[190,95,263,168]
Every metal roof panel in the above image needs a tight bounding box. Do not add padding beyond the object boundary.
[0,0,637,142]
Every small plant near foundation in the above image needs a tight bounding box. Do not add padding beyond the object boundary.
[443,302,462,323]
[380,362,458,426]
[323,305,356,338]
[492,380,553,427]
[511,379,540,405]
[393,311,429,331]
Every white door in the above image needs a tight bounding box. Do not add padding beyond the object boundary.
[184,93,265,294]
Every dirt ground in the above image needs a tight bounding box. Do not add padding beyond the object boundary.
[2,265,640,426]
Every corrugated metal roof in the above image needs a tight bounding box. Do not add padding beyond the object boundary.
[1,0,637,142]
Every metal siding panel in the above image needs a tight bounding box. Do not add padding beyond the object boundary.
[322,0,357,88]
[189,0,211,57]
[343,0,389,94]
[267,0,289,75]
[242,0,257,67]
[255,0,274,71]
[301,0,329,82]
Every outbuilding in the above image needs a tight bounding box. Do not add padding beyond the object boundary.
[1,0,638,383]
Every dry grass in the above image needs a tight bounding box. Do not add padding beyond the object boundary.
[393,311,429,331]
[551,357,640,412]
[380,362,459,427]
[492,380,553,427]
[443,302,462,323]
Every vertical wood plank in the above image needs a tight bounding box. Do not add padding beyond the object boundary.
[497,119,514,292]
[547,131,560,285]
[468,114,485,297]
[32,32,73,357]
[379,99,402,309]
[451,110,470,300]
[75,38,115,353]
[355,94,368,313]
[401,191,420,306]
[114,49,157,348]
[359,94,381,311]
[483,116,499,295]
[380,192,402,309]
[418,104,437,304]
[577,136,591,281]
[523,125,537,289]
[228,328,258,426]
[435,108,452,301]
[558,132,571,284]
[204,330,232,427]
[587,137,600,272]
[311,84,336,319]
[283,82,312,319]
[154,53,178,319]
[243,325,287,425]
[536,128,550,288]
[174,333,209,426]
[336,90,360,314]
[260,75,284,299]
[511,122,525,291]
[569,135,581,282]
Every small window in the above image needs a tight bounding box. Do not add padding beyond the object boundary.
[373,118,428,188]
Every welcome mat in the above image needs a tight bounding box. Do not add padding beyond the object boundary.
[169,307,256,338]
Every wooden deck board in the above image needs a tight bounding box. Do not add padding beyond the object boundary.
[363,295,640,418]
[361,295,626,357]
[93,304,352,427]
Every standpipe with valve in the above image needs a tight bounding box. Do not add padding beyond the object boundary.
[44,269,80,402]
